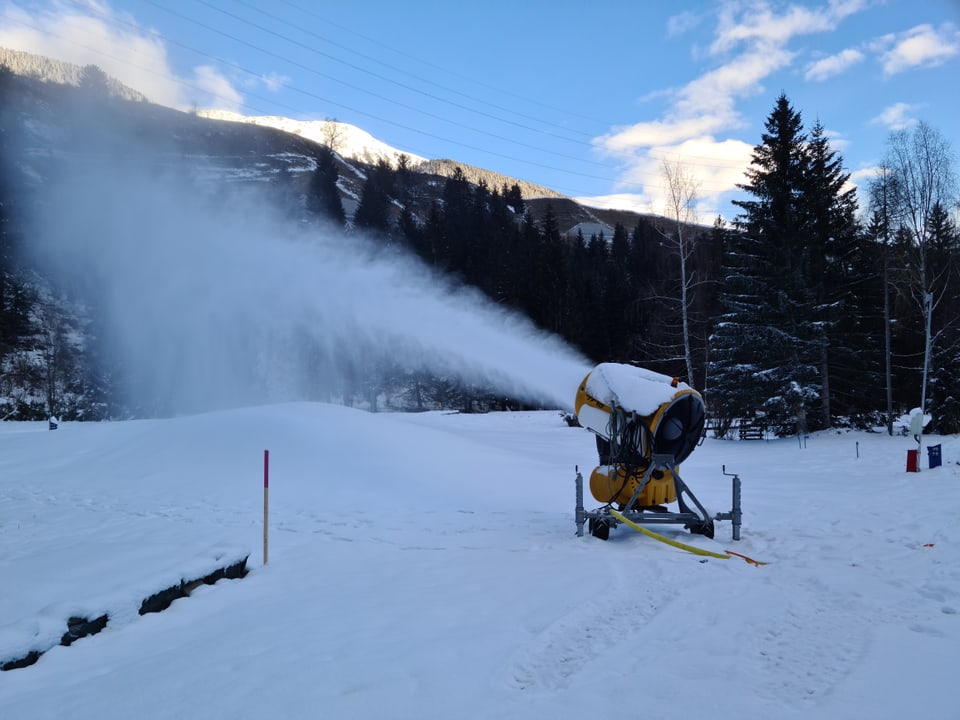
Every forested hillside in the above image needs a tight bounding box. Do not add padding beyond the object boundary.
[0,47,147,102]
[1,61,957,434]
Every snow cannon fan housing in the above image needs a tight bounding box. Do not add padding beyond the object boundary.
[575,363,706,508]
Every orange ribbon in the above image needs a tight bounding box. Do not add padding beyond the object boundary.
[725,550,767,566]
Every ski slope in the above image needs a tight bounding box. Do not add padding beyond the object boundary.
[2,405,959,719]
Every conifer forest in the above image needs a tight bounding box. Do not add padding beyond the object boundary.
[1,68,958,435]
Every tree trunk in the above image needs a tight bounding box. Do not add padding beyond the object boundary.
[883,246,893,436]
[820,344,830,428]
[679,225,694,386]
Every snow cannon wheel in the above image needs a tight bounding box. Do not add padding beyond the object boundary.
[686,519,715,539]
[588,517,610,541]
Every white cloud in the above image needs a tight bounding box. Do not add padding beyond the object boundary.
[805,47,865,80]
[596,41,796,157]
[709,0,865,55]
[191,65,243,112]
[259,72,290,93]
[599,117,731,153]
[823,129,850,153]
[593,0,868,215]
[877,23,960,75]
[846,164,885,213]
[587,136,754,219]
[0,1,244,111]
[848,165,881,188]
[572,193,650,214]
[870,102,919,131]
[667,11,702,38]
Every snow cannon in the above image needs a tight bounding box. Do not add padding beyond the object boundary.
[573,363,741,541]
[575,363,705,508]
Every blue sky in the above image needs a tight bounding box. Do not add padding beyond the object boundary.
[2,0,959,219]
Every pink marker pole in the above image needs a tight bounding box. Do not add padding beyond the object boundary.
[263,450,269,566]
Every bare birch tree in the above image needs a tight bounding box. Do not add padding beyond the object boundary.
[321,117,344,154]
[658,158,701,387]
[884,122,958,453]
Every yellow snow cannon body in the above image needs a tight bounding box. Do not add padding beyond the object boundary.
[588,463,677,509]
[573,363,724,540]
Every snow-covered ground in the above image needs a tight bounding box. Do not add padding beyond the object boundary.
[2,405,959,719]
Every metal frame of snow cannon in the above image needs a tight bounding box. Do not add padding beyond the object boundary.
[572,363,742,542]
[575,453,735,540]
[715,465,742,541]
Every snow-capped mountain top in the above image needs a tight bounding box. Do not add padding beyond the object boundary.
[198,109,427,169]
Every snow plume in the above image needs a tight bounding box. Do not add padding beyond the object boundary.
[24,151,590,416]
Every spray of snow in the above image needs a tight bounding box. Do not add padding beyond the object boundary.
[24,149,590,415]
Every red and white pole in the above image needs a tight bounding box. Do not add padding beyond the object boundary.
[263,449,269,565]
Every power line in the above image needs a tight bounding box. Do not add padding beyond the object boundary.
[231,0,598,145]
[274,0,613,129]
[39,2,636,188]
[22,1,750,203]
[109,1,751,188]
[198,0,752,174]
[267,0,754,173]
[146,0,624,173]
[149,1,746,193]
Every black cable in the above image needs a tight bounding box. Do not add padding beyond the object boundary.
[226,0,596,145]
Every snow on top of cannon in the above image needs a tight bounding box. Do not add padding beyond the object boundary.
[585,363,691,417]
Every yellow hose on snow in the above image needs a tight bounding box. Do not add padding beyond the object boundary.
[608,509,767,565]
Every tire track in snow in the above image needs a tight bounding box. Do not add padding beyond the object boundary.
[504,553,671,693]
[734,574,870,708]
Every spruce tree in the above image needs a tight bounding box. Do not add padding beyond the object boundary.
[503,183,524,216]
[581,230,611,359]
[625,219,660,365]
[803,120,863,425]
[421,202,446,267]
[926,202,960,432]
[353,159,393,234]
[604,223,632,362]
[706,216,770,433]
[440,167,472,273]
[535,204,568,334]
[0,82,10,364]
[307,148,345,225]
[484,186,516,303]
[868,168,901,434]
[466,179,492,288]
[710,94,820,435]
[931,324,960,434]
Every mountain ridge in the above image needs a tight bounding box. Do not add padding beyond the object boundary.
[198,110,568,202]
[0,47,615,213]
